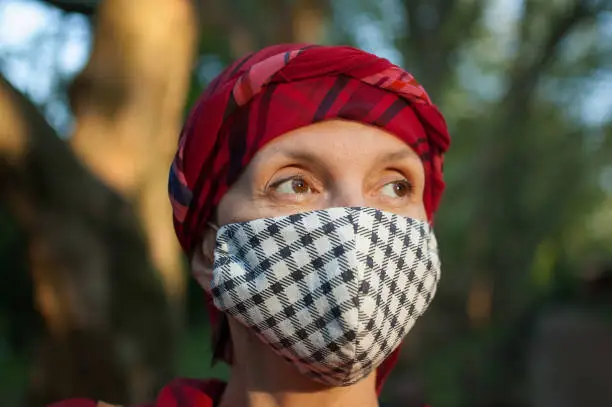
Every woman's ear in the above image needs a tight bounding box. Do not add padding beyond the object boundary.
[191,225,217,293]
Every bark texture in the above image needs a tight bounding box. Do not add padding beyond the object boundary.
[0,0,198,404]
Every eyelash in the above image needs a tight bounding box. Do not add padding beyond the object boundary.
[268,174,414,198]
[269,174,314,190]
[390,179,413,192]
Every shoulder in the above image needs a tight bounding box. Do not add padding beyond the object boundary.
[46,379,226,407]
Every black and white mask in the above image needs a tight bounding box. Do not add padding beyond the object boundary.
[210,207,441,386]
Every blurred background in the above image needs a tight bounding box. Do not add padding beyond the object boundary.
[0,0,611,406]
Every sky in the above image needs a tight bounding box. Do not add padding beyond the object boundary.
[0,0,89,91]
[0,0,90,132]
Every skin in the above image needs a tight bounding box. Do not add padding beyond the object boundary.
[192,119,427,407]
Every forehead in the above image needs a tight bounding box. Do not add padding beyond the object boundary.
[249,119,420,166]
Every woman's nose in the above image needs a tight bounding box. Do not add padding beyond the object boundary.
[327,183,367,208]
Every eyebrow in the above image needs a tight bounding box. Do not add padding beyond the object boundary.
[271,149,332,177]
[275,148,419,164]
[377,149,420,163]
[274,149,325,165]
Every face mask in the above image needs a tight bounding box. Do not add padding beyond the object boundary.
[209,207,441,386]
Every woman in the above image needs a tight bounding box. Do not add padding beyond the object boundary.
[51,44,450,407]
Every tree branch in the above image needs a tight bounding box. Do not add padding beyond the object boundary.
[503,0,594,111]
[399,0,486,101]
[40,0,99,16]
[0,72,174,406]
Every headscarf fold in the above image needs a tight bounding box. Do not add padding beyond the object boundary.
[169,44,451,393]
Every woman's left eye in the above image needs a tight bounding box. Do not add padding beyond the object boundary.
[271,176,313,195]
[380,180,412,198]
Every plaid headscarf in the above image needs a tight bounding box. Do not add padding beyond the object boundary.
[169,44,451,393]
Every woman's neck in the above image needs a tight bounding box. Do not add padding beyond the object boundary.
[219,367,379,407]
[218,324,379,407]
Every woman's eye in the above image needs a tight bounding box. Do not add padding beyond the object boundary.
[380,180,412,198]
[272,177,313,195]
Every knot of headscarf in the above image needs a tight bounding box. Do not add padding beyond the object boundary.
[168,44,451,393]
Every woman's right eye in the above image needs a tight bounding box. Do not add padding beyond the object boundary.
[271,176,313,195]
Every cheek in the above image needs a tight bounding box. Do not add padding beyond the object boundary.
[407,184,428,221]
[369,200,427,221]
[216,186,290,225]
[412,203,428,222]
[216,191,262,225]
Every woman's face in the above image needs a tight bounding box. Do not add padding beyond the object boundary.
[215,119,427,227]
[192,119,429,369]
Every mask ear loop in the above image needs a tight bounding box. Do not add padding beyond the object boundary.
[206,220,229,366]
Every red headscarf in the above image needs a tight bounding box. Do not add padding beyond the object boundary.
[169,44,451,393]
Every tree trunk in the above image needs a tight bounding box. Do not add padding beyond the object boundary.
[69,0,198,315]
[0,0,198,404]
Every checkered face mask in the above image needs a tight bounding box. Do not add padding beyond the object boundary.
[210,207,441,386]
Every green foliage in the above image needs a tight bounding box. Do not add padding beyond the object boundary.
[176,323,230,381]
[0,204,42,351]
